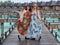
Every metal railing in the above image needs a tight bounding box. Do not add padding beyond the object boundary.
[0,20,18,44]
[44,21,60,43]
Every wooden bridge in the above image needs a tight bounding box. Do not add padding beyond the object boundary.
[0,9,20,22]
[2,24,60,45]
[0,9,60,45]
[0,18,18,22]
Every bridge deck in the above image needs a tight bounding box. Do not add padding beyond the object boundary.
[2,25,59,45]
[0,19,18,22]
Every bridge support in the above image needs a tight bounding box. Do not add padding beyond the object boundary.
[0,38,2,44]
[1,22,4,40]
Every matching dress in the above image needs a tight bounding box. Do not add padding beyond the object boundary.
[27,12,42,39]
[17,12,42,39]
[17,11,31,35]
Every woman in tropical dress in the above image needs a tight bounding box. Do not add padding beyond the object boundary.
[26,3,42,41]
[17,4,32,40]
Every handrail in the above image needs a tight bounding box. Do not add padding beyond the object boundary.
[41,10,60,11]
[53,30,60,37]
[44,21,60,42]
[0,20,18,44]
[50,22,60,24]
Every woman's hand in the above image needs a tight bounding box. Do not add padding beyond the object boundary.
[20,17,23,22]
[39,20,43,24]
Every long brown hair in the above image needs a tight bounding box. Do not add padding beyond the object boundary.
[24,4,32,12]
[32,3,40,11]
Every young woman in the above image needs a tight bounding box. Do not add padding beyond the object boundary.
[17,4,32,40]
[27,3,42,41]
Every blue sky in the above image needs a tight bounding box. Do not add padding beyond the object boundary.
[0,0,57,3]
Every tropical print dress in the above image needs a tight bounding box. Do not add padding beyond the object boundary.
[27,12,42,39]
[17,11,32,35]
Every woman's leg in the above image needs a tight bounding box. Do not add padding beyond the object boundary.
[18,34,25,41]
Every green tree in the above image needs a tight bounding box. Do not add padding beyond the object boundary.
[3,0,14,5]
[0,1,3,4]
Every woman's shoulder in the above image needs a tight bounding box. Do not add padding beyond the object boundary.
[23,9,26,12]
[22,9,27,14]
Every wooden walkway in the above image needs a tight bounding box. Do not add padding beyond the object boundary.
[2,24,60,45]
[0,18,18,22]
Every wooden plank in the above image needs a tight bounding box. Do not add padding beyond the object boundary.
[51,24,58,29]
[0,19,17,22]
[50,22,60,24]
[2,25,59,45]
[0,19,4,22]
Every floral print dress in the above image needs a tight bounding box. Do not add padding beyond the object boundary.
[27,12,42,39]
[17,11,32,35]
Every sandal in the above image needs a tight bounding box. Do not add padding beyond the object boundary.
[18,35,21,40]
[38,36,41,41]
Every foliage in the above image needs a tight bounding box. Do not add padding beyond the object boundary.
[0,0,14,5]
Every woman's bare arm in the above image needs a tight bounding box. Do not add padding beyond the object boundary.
[37,10,42,21]
[20,9,26,22]
[37,10,43,24]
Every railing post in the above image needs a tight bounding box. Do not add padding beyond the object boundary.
[58,28,60,31]
[51,28,53,34]
[9,28,11,33]
[58,25,60,31]
[1,22,4,40]
[7,17,8,22]
[5,32,7,38]
[44,17,46,21]
[0,38,2,44]
[55,32,57,39]
[12,26,13,31]
[53,20,54,23]
[58,18,60,21]
[0,40,1,44]
[10,22,11,25]
[48,22,50,29]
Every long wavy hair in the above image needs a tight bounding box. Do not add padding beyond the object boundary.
[24,4,32,12]
[32,3,40,11]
